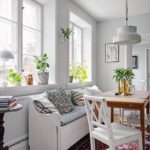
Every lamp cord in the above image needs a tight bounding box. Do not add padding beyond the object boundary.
[125,0,128,26]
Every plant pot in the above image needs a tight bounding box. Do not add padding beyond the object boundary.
[37,72,49,85]
[15,81,21,86]
[69,76,73,83]
[121,79,130,96]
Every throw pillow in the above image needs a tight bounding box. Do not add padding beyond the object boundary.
[71,89,91,106]
[33,96,59,114]
[86,85,102,95]
[43,88,74,114]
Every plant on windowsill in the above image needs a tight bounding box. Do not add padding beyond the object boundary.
[69,63,87,83]
[34,53,49,85]
[61,27,72,41]
[113,67,135,95]
[7,69,22,86]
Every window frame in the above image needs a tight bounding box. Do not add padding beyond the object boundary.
[0,0,43,72]
[69,22,84,65]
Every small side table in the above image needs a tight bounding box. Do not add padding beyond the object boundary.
[0,104,23,150]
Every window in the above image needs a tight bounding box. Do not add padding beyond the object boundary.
[23,0,42,73]
[69,23,83,65]
[0,0,42,82]
[69,12,92,83]
[0,0,18,79]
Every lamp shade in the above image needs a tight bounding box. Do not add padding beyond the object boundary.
[113,26,141,45]
[0,50,14,61]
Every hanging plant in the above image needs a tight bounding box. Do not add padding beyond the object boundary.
[61,27,72,41]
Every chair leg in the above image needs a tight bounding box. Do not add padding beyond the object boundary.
[138,135,143,150]
[90,136,95,150]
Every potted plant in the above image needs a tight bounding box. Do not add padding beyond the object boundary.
[113,67,135,95]
[61,27,72,41]
[69,63,87,83]
[7,69,22,86]
[34,53,49,85]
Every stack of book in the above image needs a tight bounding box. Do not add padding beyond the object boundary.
[0,96,17,111]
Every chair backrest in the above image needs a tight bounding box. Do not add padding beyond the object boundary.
[84,95,113,139]
[132,79,146,91]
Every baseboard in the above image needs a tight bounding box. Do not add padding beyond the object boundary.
[9,140,28,150]
[5,134,28,147]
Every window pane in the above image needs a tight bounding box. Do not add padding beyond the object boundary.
[23,0,41,30]
[23,0,42,74]
[73,45,81,63]
[0,0,17,21]
[0,19,17,52]
[23,55,35,73]
[23,27,41,56]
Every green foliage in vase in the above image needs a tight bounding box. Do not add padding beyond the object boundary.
[61,27,72,40]
[69,63,87,83]
[34,53,49,72]
[7,69,22,84]
[113,67,135,85]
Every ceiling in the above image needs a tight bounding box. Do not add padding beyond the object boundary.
[71,0,150,21]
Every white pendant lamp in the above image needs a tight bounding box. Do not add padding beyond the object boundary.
[113,0,141,45]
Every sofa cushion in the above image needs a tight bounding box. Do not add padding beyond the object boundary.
[33,96,59,114]
[60,105,86,126]
[71,89,91,106]
[42,88,74,114]
[86,85,102,95]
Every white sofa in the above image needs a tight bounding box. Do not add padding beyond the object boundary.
[29,86,91,150]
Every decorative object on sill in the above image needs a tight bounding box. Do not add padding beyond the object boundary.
[0,50,14,87]
[113,67,135,95]
[61,27,72,41]
[69,63,87,83]
[132,56,138,69]
[34,53,49,85]
[7,69,22,86]
[69,75,73,83]
[113,0,141,45]
[25,74,33,85]
[105,43,119,63]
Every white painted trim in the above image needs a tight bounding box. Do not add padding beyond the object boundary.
[5,134,28,147]
[0,84,59,97]
[65,81,93,89]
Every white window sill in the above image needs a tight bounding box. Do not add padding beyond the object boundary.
[65,81,93,89]
[0,84,58,97]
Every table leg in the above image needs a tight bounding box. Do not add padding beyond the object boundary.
[147,100,150,149]
[111,108,114,122]
[0,113,8,150]
[140,107,145,150]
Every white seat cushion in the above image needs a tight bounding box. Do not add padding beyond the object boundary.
[92,122,140,144]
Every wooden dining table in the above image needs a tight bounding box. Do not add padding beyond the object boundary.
[98,91,150,150]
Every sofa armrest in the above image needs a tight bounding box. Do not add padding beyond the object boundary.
[29,99,61,127]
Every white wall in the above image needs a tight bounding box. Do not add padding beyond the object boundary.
[97,12,150,91]
[55,0,97,86]
[43,0,57,83]
[132,43,150,90]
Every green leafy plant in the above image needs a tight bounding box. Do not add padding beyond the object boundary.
[69,63,87,83]
[61,27,72,40]
[7,69,22,84]
[34,53,49,72]
[113,67,135,84]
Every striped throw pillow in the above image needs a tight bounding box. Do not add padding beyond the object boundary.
[33,96,60,114]
[71,89,91,106]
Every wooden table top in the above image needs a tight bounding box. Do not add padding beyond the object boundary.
[97,91,150,104]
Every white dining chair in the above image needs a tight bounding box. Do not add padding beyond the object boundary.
[84,95,143,150]
[120,79,146,123]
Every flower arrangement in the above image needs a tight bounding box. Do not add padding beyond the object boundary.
[113,67,135,95]
[61,27,72,40]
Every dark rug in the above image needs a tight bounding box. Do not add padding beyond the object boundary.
[68,134,149,150]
